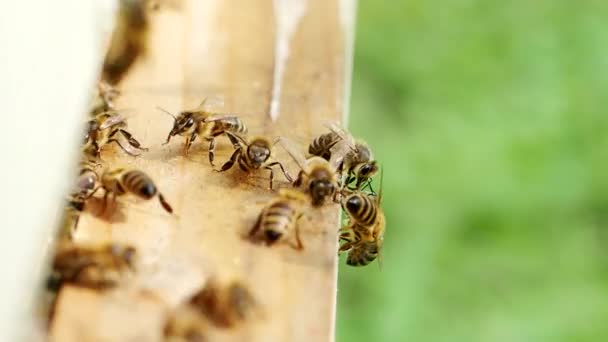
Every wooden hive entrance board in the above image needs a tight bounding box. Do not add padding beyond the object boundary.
[49,0,354,341]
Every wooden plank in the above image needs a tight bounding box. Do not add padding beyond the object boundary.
[48,0,354,341]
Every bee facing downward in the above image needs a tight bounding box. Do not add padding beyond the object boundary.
[94,168,173,214]
[339,171,385,267]
[217,132,292,190]
[250,189,308,250]
[159,100,248,164]
[280,137,340,207]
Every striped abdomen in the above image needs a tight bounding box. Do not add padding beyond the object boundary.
[309,132,340,160]
[212,117,247,136]
[121,170,157,199]
[346,242,379,266]
[343,193,377,227]
[260,201,298,243]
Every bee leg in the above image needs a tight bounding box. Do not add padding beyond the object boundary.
[207,137,216,166]
[118,129,148,151]
[291,214,305,251]
[101,190,110,214]
[184,132,198,156]
[219,148,241,172]
[158,193,173,214]
[108,138,140,156]
[293,170,304,187]
[266,162,292,183]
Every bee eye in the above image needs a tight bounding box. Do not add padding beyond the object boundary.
[185,118,194,127]
[360,164,372,176]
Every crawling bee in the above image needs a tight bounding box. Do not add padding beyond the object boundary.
[217,132,292,189]
[280,137,340,207]
[50,242,136,289]
[339,172,385,267]
[321,122,378,190]
[189,279,259,328]
[250,189,308,250]
[164,306,208,342]
[308,130,340,161]
[96,168,173,213]
[160,100,248,164]
[58,159,102,240]
[102,0,150,85]
[84,111,148,158]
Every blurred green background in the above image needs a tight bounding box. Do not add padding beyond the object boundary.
[337,1,608,341]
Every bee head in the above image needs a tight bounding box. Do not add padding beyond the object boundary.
[355,161,379,187]
[310,179,336,206]
[248,139,271,165]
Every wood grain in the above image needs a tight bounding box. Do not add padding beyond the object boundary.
[49,1,353,341]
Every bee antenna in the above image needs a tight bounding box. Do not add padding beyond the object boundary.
[156,106,177,121]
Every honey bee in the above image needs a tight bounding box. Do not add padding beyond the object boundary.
[96,168,173,213]
[102,0,150,85]
[324,122,379,190]
[58,159,102,240]
[339,172,385,267]
[189,279,259,328]
[280,137,340,207]
[217,132,292,189]
[50,242,136,289]
[84,111,148,158]
[308,130,340,160]
[160,101,248,164]
[249,189,308,250]
[164,306,208,342]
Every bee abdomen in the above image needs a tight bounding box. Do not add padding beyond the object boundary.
[261,203,296,230]
[309,132,339,160]
[345,194,377,226]
[122,170,157,199]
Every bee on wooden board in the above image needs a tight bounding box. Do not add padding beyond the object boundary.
[164,306,208,342]
[339,171,385,267]
[90,168,173,214]
[311,122,378,190]
[189,278,259,328]
[49,242,136,290]
[250,188,308,250]
[217,132,292,190]
[280,137,340,207]
[83,111,148,158]
[58,159,102,240]
[102,0,150,85]
[159,99,248,164]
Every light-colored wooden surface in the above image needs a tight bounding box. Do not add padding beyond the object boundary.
[49,1,354,341]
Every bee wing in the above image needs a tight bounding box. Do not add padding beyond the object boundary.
[278,137,308,171]
[324,121,356,148]
[202,114,241,122]
[328,140,352,170]
[192,96,224,111]
[98,113,126,129]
